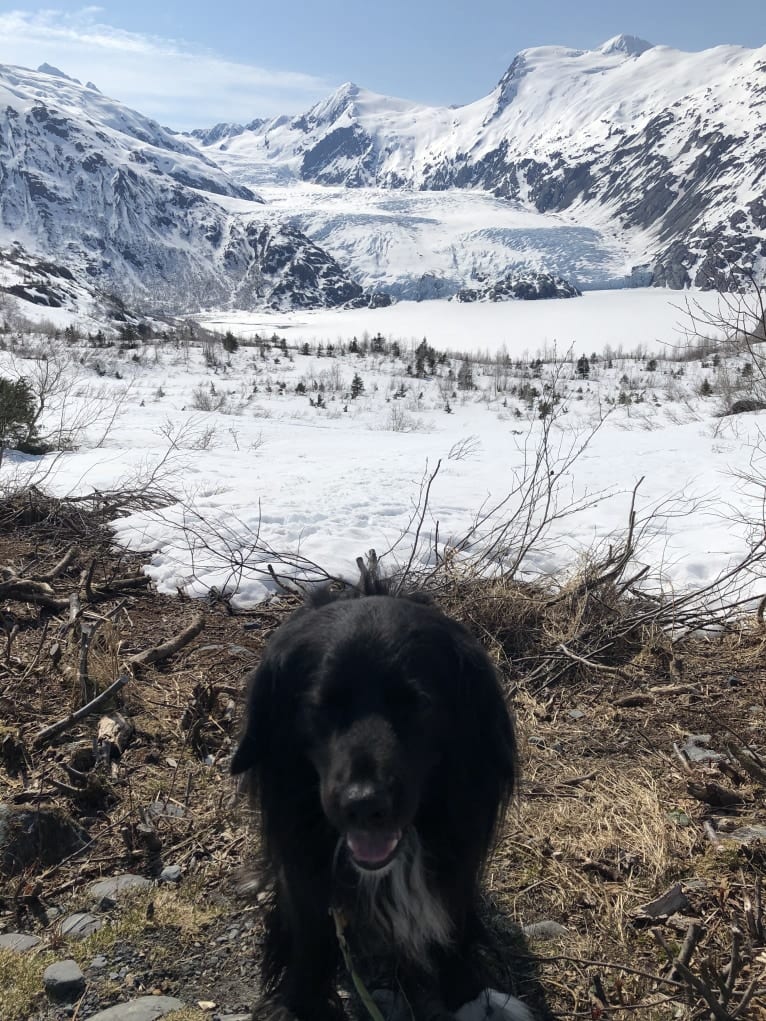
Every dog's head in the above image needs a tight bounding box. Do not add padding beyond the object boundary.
[232,593,516,874]
[303,632,444,871]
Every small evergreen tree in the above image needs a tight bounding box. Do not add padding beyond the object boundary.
[350,373,365,399]
[223,331,239,354]
[457,360,474,390]
[576,354,590,378]
[0,377,38,465]
[700,377,713,397]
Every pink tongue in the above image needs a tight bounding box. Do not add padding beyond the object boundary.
[346,830,401,864]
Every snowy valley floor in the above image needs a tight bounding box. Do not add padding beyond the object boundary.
[0,290,765,1019]
[0,288,763,611]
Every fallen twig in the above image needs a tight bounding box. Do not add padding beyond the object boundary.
[32,674,130,748]
[127,612,205,667]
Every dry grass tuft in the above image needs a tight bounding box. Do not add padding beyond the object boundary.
[0,948,49,1020]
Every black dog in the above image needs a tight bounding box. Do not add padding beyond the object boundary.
[232,588,525,1021]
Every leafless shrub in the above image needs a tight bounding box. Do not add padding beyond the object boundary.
[191,383,229,413]
[447,435,482,461]
[380,405,426,433]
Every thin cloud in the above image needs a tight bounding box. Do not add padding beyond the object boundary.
[0,8,334,127]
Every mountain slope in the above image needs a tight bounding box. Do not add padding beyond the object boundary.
[197,37,766,291]
[0,64,368,313]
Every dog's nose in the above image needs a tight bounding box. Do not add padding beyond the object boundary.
[340,783,389,827]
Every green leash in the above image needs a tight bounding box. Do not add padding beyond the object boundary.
[331,907,388,1021]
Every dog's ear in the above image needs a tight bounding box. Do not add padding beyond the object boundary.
[230,660,273,775]
[454,634,518,795]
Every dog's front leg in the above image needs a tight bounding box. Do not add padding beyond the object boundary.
[395,967,459,1021]
[258,890,344,1021]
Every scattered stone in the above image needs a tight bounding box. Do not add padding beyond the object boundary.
[217,1015,251,1021]
[681,734,724,763]
[159,865,182,884]
[523,920,569,939]
[43,959,86,1001]
[565,708,586,720]
[83,995,184,1020]
[146,800,186,821]
[0,932,42,952]
[89,874,152,903]
[90,955,108,969]
[60,912,104,939]
[197,1002,217,1011]
[727,825,766,845]
[0,804,89,875]
[633,883,691,924]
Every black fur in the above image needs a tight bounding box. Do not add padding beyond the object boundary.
[231,588,518,1021]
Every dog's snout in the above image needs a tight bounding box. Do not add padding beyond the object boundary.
[340,782,389,827]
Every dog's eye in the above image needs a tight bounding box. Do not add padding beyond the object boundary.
[386,684,429,713]
[316,685,352,715]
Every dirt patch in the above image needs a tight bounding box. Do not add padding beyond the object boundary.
[0,497,764,1020]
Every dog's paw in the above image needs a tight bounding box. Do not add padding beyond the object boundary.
[456,989,534,1021]
[254,999,346,1021]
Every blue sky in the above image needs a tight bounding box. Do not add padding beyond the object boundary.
[0,2,763,128]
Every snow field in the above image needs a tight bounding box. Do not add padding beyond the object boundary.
[0,292,763,609]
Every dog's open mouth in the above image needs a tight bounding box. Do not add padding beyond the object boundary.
[345,829,402,870]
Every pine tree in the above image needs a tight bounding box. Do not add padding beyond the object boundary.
[576,354,590,378]
[457,360,474,390]
[223,331,239,355]
[0,377,38,465]
[350,373,365,399]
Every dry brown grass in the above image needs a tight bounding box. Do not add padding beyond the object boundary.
[0,497,764,1020]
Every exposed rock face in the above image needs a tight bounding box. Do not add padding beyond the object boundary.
[454,271,581,302]
[0,65,371,312]
[197,40,766,292]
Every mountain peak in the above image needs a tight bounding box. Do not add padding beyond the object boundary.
[306,81,363,127]
[599,34,654,58]
[37,62,81,83]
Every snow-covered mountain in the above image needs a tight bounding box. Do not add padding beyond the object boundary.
[195,36,766,293]
[0,64,370,313]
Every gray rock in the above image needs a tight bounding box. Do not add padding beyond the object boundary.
[635,883,691,921]
[89,874,152,902]
[43,959,85,1001]
[0,932,42,952]
[90,955,108,969]
[523,920,569,939]
[0,804,89,876]
[728,825,766,845]
[159,865,182,884]
[146,800,186,820]
[681,734,724,763]
[83,995,185,1020]
[60,912,104,938]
